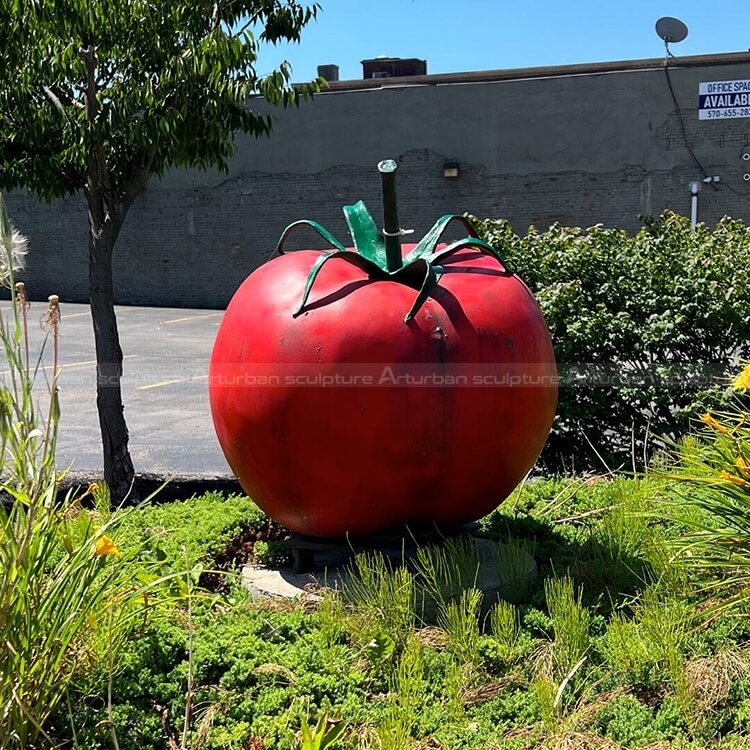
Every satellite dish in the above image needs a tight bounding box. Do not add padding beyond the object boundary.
[655,17,688,44]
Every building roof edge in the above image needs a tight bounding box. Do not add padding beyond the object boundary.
[317,51,750,92]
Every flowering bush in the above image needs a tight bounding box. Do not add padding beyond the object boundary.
[657,363,750,615]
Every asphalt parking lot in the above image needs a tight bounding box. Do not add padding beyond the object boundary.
[17,302,230,476]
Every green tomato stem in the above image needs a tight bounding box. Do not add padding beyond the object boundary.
[378,159,402,273]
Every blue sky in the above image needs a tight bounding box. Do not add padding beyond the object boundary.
[257,0,750,82]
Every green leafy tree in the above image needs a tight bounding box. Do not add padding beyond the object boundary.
[0,0,319,500]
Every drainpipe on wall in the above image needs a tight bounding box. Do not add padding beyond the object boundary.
[689,181,700,227]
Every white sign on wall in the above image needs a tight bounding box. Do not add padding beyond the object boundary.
[699,79,750,120]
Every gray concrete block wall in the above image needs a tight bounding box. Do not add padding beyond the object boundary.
[6,55,750,308]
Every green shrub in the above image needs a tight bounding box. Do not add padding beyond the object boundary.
[472,211,750,471]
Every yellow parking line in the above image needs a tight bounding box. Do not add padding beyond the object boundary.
[57,354,138,370]
[163,312,223,324]
[61,312,91,319]
[1,354,138,376]
[137,374,208,391]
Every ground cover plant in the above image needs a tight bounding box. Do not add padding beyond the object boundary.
[5,350,750,746]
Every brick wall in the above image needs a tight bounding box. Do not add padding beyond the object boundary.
[6,56,750,308]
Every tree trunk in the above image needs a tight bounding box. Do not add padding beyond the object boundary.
[88,219,136,503]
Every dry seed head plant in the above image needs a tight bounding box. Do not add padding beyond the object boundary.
[0,196,26,285]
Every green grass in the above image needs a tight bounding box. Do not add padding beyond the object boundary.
[437,587,483,664]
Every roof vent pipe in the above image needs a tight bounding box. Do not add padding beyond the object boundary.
[317,64,339,82]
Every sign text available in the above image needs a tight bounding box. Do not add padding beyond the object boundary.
[699,79,750,120]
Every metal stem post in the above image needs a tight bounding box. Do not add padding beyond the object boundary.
[378,159,402,272]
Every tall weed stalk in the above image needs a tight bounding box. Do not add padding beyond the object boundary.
[376,634,423,750]
[413,535,480,610]
[544,576,590,674]
[488,600,521,660]
[437,587,483,664]
[342,551,415,645]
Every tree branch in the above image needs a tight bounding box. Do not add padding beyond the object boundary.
[79,45,99,123]
[117,144,158,221]
[211,0,223,30]
[79,44,115,214]
[42,86,72,122]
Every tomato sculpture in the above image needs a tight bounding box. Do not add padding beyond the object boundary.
[209,161,557,537]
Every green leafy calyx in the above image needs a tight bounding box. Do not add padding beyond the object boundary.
[275,203,513,323]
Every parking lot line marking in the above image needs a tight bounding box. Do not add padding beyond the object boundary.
[56,354,139,370]
[1,354,138,377]
[137,374,209,391]
[0,305,91,320]
[163,312,223,324]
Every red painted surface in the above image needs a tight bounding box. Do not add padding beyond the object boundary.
[209,245,557,537]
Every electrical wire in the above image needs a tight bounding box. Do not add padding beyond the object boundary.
[662,42,750,197]
[663,47,717,189]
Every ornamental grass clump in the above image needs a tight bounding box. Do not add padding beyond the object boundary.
[413,535,481,613]
[544,576,590,676]
[437,587,483,664]
[0,194,167,749]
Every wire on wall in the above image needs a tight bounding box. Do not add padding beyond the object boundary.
[663,50,717,189]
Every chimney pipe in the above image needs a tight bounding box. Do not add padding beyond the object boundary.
[317,64,339,82]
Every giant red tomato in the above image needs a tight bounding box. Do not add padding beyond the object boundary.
[209,164,556,537]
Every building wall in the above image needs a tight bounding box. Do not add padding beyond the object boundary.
[6,54,750,308]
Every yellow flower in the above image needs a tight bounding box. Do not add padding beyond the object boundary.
[737,457,750,477]
[720,470,750,487]
[79,482,99,501]
[94,536,119,556]
[733,364,750,391]
[700,412,730,434]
